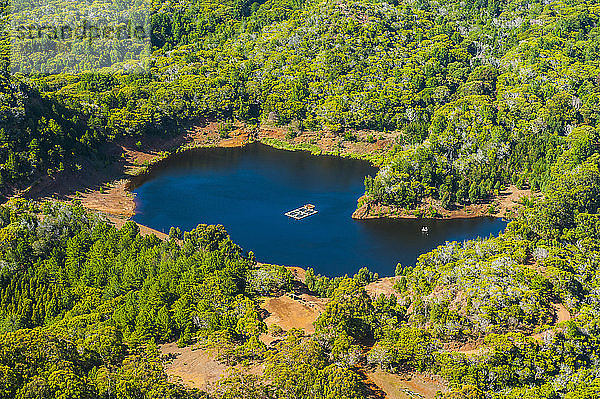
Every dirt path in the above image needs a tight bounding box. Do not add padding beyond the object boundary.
[363,278,452,399]
[12,123,544,396]
[161,270,451,398]
[531,303,572,341]
[553,303,571,323]
[162,288,449,399]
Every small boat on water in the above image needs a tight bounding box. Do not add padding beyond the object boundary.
[421,226,429,233]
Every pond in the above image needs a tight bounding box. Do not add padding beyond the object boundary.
[131,142,507,277]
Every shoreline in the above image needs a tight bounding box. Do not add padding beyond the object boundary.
[11,120,531,228]
[12,121,397,222]
[351,184,534,221]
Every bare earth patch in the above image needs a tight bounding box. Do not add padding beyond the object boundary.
[79,180,135,218]
[553,303,571,324]
[14,124,537,397]
[160,290,329,390]
[285,266,307,283]
[495,185,539,218]
[259,127,395,157]
[108,215,170,241]
[160,342,229,390]
[161,269,453,396]
[15,121,395,229]
[365,277,399,299]
[365,369,449,399]
[531,303,572,342]
[260,293,329,344]
[161,342,264,392]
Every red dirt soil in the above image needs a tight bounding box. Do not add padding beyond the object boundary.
[161,268,451,398]
[160,342,229,390]
[261,294,328,335]
[16,121,395,223]
[365,369,449,399]
[365,277,400,298]
[14,123,519,397]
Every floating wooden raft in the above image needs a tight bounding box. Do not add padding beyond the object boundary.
[285,204,318,220]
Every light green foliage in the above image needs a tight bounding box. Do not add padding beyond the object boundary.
[353,267,378,286]
[0,0,594,209]
[314,278,376,341]
[4,0,600,397]
[212,372,274,398]
[247,264,293,295]
[405,236,554,337]
[304,267,344,297]
[368,326,436,372]
[264,330,365,399]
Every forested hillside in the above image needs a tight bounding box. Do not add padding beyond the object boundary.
[2,0,600,397]
[0,200,283,397]
[3,183,600,398]
[1,0,599,206]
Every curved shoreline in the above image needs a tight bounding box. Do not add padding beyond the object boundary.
[14,120,531,225]
[78,122,397,221]
[351,184,533,221]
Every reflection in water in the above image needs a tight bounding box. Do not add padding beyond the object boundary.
[132,143,507,277]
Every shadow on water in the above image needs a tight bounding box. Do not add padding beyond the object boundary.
[131,142,508,277]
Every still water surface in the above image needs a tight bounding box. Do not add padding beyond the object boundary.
[131,143,507,277]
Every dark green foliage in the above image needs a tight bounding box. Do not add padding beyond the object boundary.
[0,200,266,398]
[353,267,378,286]
[367,326,436,372]
[304,267,343,297]
[5,0,600,396]
[1,0,599,208]
[314,278,377,341]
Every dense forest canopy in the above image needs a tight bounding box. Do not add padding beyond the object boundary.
[0,0,599,205]
[2,184,600,397]
[1,0,600,397]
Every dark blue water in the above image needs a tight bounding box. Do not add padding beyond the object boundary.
[131,143,507,277]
